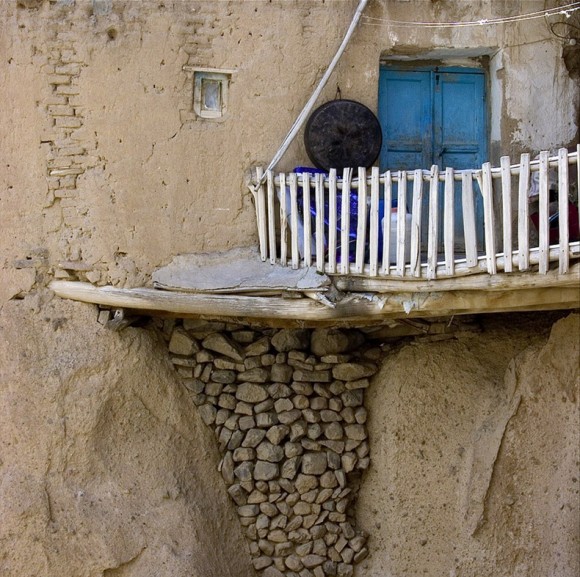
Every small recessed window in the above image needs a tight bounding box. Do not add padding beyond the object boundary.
[193,71,230,119]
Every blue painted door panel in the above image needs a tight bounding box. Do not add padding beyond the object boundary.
[378,67,487,251]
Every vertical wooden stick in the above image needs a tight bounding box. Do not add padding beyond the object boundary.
[395,171,407,277]
[538,151,549,274]
[340,168,353,274]
[369,167,380,277]
[279,172,288,266]
[462,170,478,268]
[444,167,455,276]
[500,156,512,272]
[315,173,325,273]
[410,169,423,277]
[328,169,338,274]
[255,167,268,261]
[381,171,393,276]
[558,148,569,274]
[427,165,439,280]
[482,162,497,274]
[289,172,300,270]
[266,170,277,264]
[518,153,530,271]
[302,172,312,267]
[355,167,368,274]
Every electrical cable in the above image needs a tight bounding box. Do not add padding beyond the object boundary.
[361,1,580,29]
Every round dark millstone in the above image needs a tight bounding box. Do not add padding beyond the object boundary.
[304,99,382,171]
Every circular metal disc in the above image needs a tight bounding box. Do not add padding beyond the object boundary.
[304,99,382,171]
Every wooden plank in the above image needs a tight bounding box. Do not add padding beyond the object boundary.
[314,173,325,273]
[255,167,268,261]
[288,172,300,270]
[538,150,550,274]
[328,169,338,274]
[369,167,380,277]
[301,171,312,267]
[50,280,580,326]
[381,171,393,276]
[444,167,455,276]
[348,242,579,282]
[410,169,423,277]
[340,168,353,274]
[558,147,570,274]
[266,170,277,264]
[427,165,439,279]
[500,156,513,272]
[462,170,478,267]
[481,162,497,274]
[355,167,368,274]
[335,261,580,293]
[518,153,531,271]
[279,172,288,266]
[396,171,407,277]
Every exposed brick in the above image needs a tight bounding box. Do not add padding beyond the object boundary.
[47,74,72,86]
[54,188,77,198]
[47,104,75,116]
[56,84,80,96]
[55,63,81,76]
[43,94,69,106]
[55,117,82,129]
[49,167,84,177]
[48,157,73,169]
[58,175,77,188]
[57,146,85,156]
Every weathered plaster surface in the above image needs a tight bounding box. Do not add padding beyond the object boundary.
[1,0,577,287]
[0,2,578,577]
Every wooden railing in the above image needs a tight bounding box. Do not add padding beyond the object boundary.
[253,147,580,280]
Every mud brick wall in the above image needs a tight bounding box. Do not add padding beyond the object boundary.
[163,321,381,577]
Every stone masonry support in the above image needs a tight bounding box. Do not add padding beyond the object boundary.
[161,321,380,577]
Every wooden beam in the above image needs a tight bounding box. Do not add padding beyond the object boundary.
[49,280,579,327]
[335,262,580,293]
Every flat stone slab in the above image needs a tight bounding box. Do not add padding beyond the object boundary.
[152,247,330,294]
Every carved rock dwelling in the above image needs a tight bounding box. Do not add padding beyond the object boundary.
[1,1,578,577]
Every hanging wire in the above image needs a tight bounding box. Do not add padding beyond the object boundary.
[361,1,580,29]
[549,20,580,39]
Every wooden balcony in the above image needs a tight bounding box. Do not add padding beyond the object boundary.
[50,148,579,327]
[253,148,580,281]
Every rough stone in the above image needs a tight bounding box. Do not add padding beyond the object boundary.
[295,474,319,494]
[254,461,279,481]
[271,363,294,383]
[268,382,293,398]
[294,369,332,383]
[257,412,280,428]
[239,367,270,383]
[202,333,245,361]
[271,329,311,352]
[344,424,366,441]
[332,362,377,381]
[237,382,269,403]
[256,441,285,463]
[168,327,199,356]
[266,424,290,445]
[302,452,328,475]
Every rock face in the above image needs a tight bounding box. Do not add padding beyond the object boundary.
[164,321,376,577]
[358,313,580,577]
[0,296,255,577]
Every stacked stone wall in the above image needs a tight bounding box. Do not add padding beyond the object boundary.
[161,320,381,577]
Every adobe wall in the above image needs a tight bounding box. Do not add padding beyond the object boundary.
[1,0,577,287]
[0,2,578,577]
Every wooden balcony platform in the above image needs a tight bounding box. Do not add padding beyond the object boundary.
[50,149,579,328]
[49,261,579,328]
